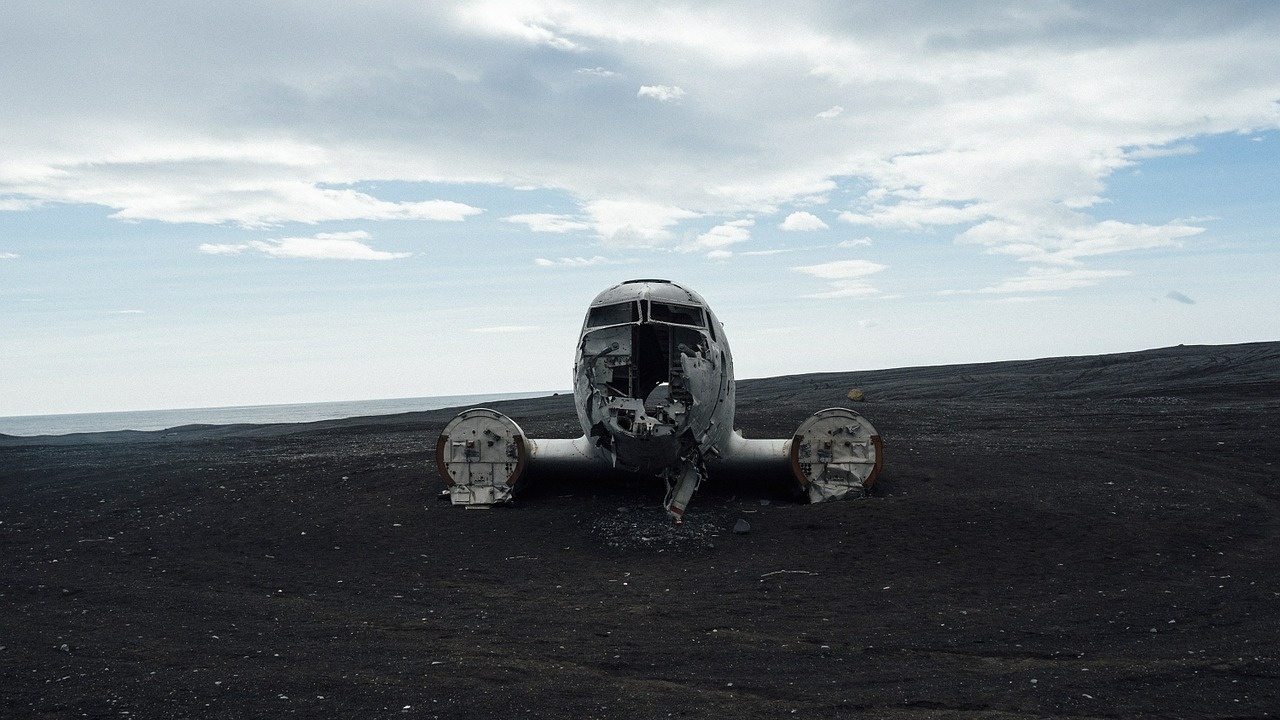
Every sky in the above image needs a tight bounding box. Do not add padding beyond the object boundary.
[2,1,1279,417]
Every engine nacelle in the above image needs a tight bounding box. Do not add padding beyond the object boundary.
[435,408,528,506]
[790,408,883,502]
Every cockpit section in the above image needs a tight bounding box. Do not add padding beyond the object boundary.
[571,280,735,493]
[580,299,713,409]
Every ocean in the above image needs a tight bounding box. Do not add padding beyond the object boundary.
[0,391,562,437]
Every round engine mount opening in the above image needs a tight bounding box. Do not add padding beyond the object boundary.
[790,408,882,503]
[435,408,528,506]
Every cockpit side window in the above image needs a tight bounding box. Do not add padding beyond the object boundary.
[587,301,639,328]
[648,302,705,328]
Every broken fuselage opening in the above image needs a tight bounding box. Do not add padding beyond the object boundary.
[575,291,733,475]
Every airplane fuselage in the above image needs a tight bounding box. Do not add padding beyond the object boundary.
[436,279,882,518]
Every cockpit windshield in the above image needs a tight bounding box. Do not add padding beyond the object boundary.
[586,299,710,335]
[648,302,704,327]
[586,301,639,328]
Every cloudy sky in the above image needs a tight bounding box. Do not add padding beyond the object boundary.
[3,1,1279,416]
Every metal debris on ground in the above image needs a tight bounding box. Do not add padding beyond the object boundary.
[590,505,735,552]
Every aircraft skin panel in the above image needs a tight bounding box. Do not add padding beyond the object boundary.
[526,435,600,473]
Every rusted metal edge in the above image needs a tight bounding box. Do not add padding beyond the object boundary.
[507,435,528,488]
[789,434,807,490]
[866,434,883,489]
[434,434,453,486]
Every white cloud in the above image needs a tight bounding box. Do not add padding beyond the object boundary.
[7,156,485,227]
[196,243,244,256]
[792,259,887,279]
[958,218,1203,265]
[0,252,18,259]
[793,258,888,298]
[994,295,1057,304]
[838,202,991,230]
[586,199,698,246]
[681,219,753,254]
[116,184,482,228]
[505,213,590,233]
[454,3,585,51]
[199,231,411,260]
[1126,143,1198,160]
[803,281,881,299]
[0,198,42,212]
[637,85,686,102]
[979,267,1132,294]
[534,255,608,266]
[779,211,828,231]
[1,1,1277,280]
[469,325,540,333]
[837,237,872,248]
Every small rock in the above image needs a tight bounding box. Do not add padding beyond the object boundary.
[57,644,70,654]
[759,499,771,506]
[733,519,751,534]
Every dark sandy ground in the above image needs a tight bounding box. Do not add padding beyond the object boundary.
[2,342,1278,719]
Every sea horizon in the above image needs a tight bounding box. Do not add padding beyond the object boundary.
[0,390,564,437]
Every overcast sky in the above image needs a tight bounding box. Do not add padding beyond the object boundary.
[3,1,1279,416]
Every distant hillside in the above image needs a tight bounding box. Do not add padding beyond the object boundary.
[737,341,1280,405]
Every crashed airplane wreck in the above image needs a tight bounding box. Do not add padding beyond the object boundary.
[436,279,882,520]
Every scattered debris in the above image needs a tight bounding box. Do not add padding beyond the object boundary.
[761,570,816,578]
[590,506,730,552]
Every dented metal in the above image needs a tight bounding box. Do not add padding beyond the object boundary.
[435,280,881,517]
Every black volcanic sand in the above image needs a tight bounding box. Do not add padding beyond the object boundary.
[3,342,1278,719]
